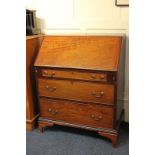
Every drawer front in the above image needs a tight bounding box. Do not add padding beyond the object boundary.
[38,79,114,105]
[41,69,108,82]
[39,98,114,129]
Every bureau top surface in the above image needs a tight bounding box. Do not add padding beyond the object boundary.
[34,36,122,71]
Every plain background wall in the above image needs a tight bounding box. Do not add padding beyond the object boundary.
[26,0,129,122]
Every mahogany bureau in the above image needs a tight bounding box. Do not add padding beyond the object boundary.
[34,36,125,147]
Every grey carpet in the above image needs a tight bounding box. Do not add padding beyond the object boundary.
[26,124,129,155]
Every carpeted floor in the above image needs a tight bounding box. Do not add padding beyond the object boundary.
[26,123,129,155]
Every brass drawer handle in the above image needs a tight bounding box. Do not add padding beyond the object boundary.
[42,70,48,76]
[100,75,105,79]
[51,110,58,115]
[91,115,95,118]
[45,85,57,92]
[43,70,48,74]
[91,74,96,79]
[48,109,58,115]
[42,71,56,77]
[91,91,104,98]
[91,115,103,121]
[48,108,52,112]
[51,72,56,77]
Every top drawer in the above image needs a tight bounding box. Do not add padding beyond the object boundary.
[38,69,115,83]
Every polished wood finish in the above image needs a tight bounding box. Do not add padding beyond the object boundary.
[34,36,122,71]
[39,98,114,129]
[26,34,44,130]
[38,121,54,133]
[38,79,114,105]
[34,36,124,147]
[41,69,108,82]
[98,131,118,147]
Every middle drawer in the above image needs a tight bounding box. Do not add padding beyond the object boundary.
[38,79,114,105]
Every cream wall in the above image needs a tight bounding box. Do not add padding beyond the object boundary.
[26,0,129,122]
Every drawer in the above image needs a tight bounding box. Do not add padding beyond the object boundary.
[41,69,108,82]
[39,98,114,129]
[38,79,114,105]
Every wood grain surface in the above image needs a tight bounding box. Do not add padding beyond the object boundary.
[26,35,44,130]
[35,35,124,147]
[38,78,114,105]
[39,98,114,129]
[34,36,122,71]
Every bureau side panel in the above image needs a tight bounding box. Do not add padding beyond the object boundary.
[116,36,125,121]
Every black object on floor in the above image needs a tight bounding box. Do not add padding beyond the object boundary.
[26,123,129,155]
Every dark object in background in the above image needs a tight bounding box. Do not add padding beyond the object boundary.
[26,9,38,35]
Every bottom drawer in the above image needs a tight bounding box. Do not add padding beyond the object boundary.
[39,98,114,129]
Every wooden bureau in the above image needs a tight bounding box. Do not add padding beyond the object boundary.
[34,36,125,147]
